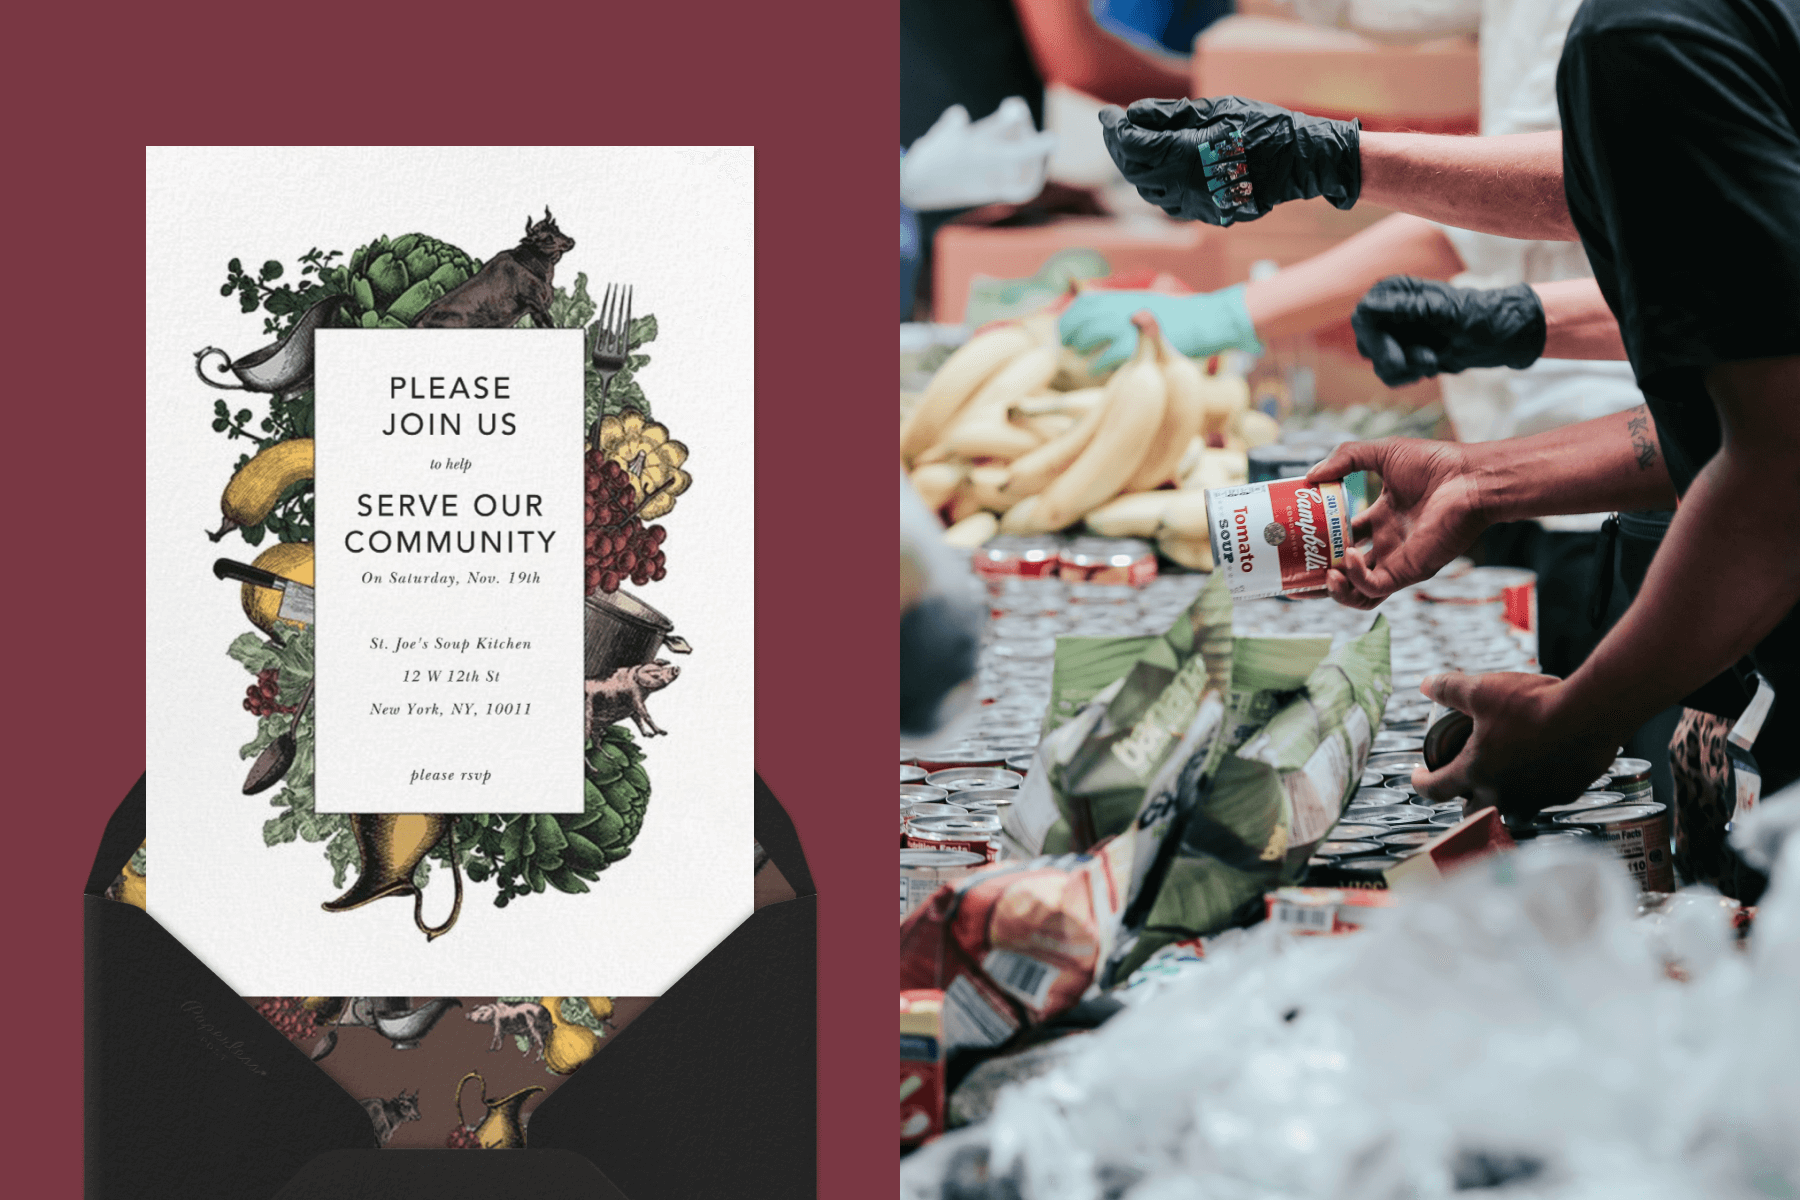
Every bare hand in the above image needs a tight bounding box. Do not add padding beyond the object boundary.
[1411,672,1620,820]
[1307,438,1490,609]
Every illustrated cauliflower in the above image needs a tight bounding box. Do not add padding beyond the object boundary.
[594,411,690,520]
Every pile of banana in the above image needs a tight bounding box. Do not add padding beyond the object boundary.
[899,311,1279,569]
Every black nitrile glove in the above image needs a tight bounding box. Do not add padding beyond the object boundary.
[1099,96,1361,227]
[1352,277,1548,387]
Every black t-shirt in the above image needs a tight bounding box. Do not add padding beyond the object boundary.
[1558,0,1800,746]
[901,0,1045,148]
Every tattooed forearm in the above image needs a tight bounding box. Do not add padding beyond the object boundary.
[1625,405,1658,471]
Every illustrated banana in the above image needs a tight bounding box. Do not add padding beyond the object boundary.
[1126,327,1206,493]
[945,482,984,526]
[1032,313,1168,531]
[909,461,966,512]
[209,438,315,542]
[1011,387,1103,421]
[900,323,1036,462]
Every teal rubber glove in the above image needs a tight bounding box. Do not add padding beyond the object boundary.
[1058,285,1262,372]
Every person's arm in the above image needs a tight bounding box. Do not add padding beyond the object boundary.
[1306,406,1675,608]
[1013,0,1191,107]
[1357,131,1578,242]
[1244,212,1465,341]
[1535,278,1627,360]
[1415,357,1800,809]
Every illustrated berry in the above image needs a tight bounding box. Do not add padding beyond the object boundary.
[253,997,321,1041]
[444,1125,481,1149]
[584,444,670,595]
[244,668,299,718]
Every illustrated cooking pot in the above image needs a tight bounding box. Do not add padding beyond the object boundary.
[585,587,691,680]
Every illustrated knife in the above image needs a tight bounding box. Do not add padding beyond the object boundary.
[213,558,315,628]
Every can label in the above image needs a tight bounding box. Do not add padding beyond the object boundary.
[1556,803,1674,892]
[1205,477,1356,600]
[905,829,999,863]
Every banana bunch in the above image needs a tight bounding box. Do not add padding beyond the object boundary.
[903,308,1278,550]
[209,438,315,543]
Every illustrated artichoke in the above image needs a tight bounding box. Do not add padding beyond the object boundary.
[580,725,652,867]
[594,411,690,520]
[323,233,481,329]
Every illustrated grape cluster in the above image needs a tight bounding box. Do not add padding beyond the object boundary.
[444,1125,481,1149]
[244,668,298,717]
[254,997,321,1041]
[585,453,668,595]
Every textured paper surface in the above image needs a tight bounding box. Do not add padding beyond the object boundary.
[146,146,753,994]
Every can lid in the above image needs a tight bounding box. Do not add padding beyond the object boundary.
[901,784,951,802]
[910,815,1003,834]
[1552,803,1665,825]
[1317,839,1384,857]
[901,849,985,867]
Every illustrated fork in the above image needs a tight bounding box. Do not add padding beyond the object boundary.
[591,282,634,401]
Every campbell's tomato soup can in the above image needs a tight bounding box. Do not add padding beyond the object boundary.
[974,535,1063,581]
[901,784,951,806]
[901,764,928,785]
[926,767,1023,792]
[1204,475,1363,600]
[906,814,1002,862]
[1058,537,1158,586]
[1609,757,1654,800]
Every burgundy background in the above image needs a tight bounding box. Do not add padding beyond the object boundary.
[12,6,894,1194]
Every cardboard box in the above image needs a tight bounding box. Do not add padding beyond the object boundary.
[1193,15,1479,134]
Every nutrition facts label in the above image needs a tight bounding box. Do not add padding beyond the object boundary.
[312,330,585,813]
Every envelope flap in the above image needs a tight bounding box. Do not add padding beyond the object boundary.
[528,892,817,1198]
[86,773,146,896]
[85,895,377,1199]
[756,771,814,896]
[271,1149,628,1198]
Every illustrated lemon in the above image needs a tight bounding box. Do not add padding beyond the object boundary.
[241,541,314,634]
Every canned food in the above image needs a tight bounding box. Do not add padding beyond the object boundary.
[901,798,915,842]
[913,748,1008,772]
[1372,732,1425,754]
[1358,806,1437,825]
[952,786,1018,809]
[1004,752,1035,775]
[1059,537,1158,586]
[1329,823,1388,841]
[1367,752,1428,777]
[973,535,1063,581]
[926,767,1024,793]
[1335,855,1402,873]
[1379,829,1436,849]
[1419,566,1536,634]
[1608,757,1653,798]
[1383,777,1418,796]
[1589,774,1613,792]
[1317,839,1384,858]
[1359,769,1385,788]
[901,849,985,919]
[1246,444,1327,484]
[902,784,951,805]
[1350,787,1413,807]
[901,764,928,785]
[1428,812,1464,827]
[1552,802,1674,892]
[1422,705,1473,770]
[906,802,969,823]
[905,815,1002,863]
[1204,475,1361,600]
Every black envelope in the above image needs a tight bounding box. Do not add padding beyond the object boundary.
[84,773,814,1199]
